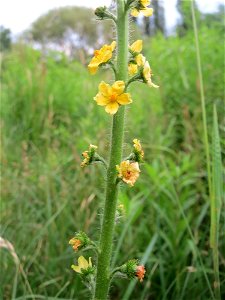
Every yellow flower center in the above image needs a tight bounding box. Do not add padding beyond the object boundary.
[110,94,117,102]
[94,50,100,57]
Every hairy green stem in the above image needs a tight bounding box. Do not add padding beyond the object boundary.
[93,1,128,299]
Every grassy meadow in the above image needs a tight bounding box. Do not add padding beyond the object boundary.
[1,24,225,300]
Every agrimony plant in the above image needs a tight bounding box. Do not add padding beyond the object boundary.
[68,1,158,299]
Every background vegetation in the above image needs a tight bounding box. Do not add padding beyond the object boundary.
[1,1,224,299]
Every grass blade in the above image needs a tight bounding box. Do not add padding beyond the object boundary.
[210,104,222,299]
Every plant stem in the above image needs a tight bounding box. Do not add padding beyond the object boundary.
[93,1,128,299]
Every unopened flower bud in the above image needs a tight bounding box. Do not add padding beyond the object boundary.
[120,259,146,282]
[69,231,91,252]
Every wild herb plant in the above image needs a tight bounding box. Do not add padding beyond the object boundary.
[68,1,159,299]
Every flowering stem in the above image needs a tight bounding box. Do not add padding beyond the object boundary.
[93,1,128,299]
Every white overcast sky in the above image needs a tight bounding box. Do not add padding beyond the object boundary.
[0,0,224,35]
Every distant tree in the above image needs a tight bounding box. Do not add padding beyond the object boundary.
[201,4,225,30]
[144,0,165,36]
[30,6,113,58]
[0,26,11,51]
[176,0,200,36]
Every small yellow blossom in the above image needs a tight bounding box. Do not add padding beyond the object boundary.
[88,41,116,75]
[143,61,159,88]
[128,63,138,75]
[71,256,92,274]
[116,161,140,186]
[129,40,143,54]
[94,81,132,115]
[131,0,153,17]
[69,238,82,252]
[133,139,144,161]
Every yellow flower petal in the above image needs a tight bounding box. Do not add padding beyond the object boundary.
[131,8,139,17]
[147,80,159,88]
[117,93,132,105]
[94,93,110,106]
[99,81,111,97]
[110,41,116,51]
[135,54,146,66]
[141,7,153,17]
[105,102,119,114]
[78,256,89,270]
[130,40,143,53]
[141,0,151,6]
[128,63,138,75]
[112,81,125,95]
[71,264,81,273]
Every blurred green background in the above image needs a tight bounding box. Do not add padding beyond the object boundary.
[1,1,225,299]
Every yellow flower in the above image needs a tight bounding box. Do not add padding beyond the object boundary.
[71,256,92,274]
[116,161,140,186]
[88,41,116,75]
[133,139,144,161]
[129,40,143,54]
[131,0,153,17]
[94,81,132,115]
[128,63,138,75]
[143,61,159,88]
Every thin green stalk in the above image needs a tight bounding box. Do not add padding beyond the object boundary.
[93,1,128,299]
[211,105,222,300]
[191,3,221,299]
[190,0,212,197]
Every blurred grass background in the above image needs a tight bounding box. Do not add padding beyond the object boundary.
[1,1,225,299]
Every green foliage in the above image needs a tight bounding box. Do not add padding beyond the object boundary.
[0,26,11,51]
[1,26,224,299]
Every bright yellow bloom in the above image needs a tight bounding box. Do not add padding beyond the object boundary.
[71,256,92,273]
[116,161,140,186]
[88,41,116,75]
[129,40,143,54]
[94,81,132,115]
[131,0,153,17]
[133,139,144,160]
[143,61,159,88]
[128,63,138,75]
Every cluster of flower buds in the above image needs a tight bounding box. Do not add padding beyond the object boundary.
[80,144,98,167]
[69,231,91,252]
[120,259,146,282]
[128,40,159,88]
